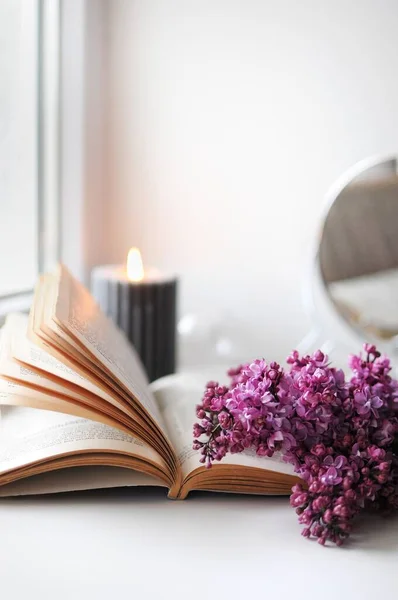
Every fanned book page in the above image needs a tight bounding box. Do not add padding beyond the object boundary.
[54,265,163,426]
[0,406,168,495]
[0,264,300,498]
[28,269,181,494]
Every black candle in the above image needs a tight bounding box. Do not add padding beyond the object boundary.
[91,249,177,382]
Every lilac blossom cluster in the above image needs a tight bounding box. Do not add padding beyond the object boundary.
[192,344,398,545]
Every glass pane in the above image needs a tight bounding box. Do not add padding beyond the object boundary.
[0,0,38,296]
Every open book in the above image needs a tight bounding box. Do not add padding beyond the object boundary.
[0,265,299,498]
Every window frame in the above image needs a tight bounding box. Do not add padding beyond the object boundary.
[0,0,60,320]
[0,0,108,323]
[38,0,61,275]
[59,0,108,285]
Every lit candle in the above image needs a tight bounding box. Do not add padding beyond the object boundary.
[91,249,178,382]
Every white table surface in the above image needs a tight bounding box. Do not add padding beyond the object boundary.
[0,487,397,600]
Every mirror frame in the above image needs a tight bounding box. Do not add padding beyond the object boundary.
[299,152,398,368]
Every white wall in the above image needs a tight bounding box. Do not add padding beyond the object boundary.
[104,0,398,365]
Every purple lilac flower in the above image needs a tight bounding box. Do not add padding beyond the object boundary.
[192,344,398,546]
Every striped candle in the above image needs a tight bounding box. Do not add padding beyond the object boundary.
[91,250,177,382]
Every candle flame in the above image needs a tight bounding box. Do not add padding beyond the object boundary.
[127,247,144,282]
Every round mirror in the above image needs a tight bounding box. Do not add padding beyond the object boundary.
[319,155,398,353]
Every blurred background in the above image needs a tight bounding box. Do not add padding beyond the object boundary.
[1,0,398,370]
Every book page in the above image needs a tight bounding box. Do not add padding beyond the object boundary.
[0,321,149,441]
[4,313,132,416]
[0,375,121,426]
[7,313,120,405]
[0,315,97,404]
[30,277,177,476]
[151,373,296,478]
[0,466,164,497]
[53,266,165,430]
[0,401,167,476]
